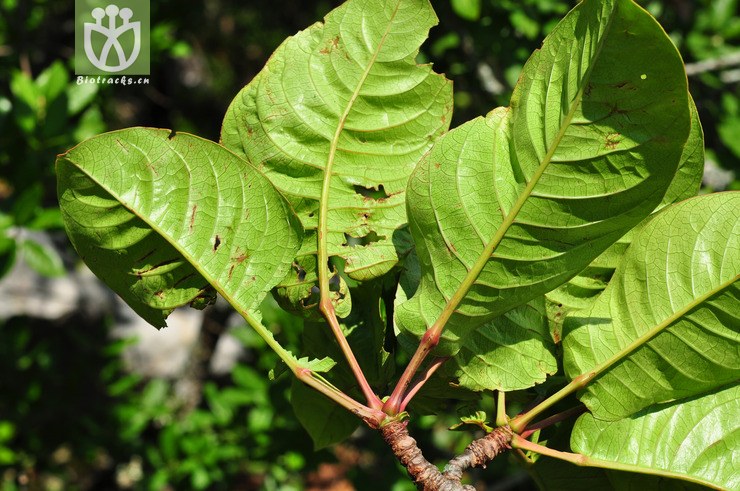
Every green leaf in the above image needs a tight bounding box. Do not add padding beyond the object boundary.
[449,297,558,392]
[0,233,17,280]
[9,70,38,133]
[35,61,68,104]
[531,455,707,490]
[449,410,492,432]
[571,383,739,490]
[529,408,710,490]
[563,193,740,420]
[545,98,705,339]
[67,82,99,116]
[27,208,64,230]
[221,0,452,313]
[19,238,65,277]
[397,240,557,392]
[57,128,303,327]
[397,0,692,356]
[290,378,359,449]
[12,183,43,225]
[450,0,481,21]
[295,356,336,373]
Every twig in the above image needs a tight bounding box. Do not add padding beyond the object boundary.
[685,51,740,76]
[399,357,449,413]
[381,421,513,490]
[519,405,586,439]
[320,299,383,410]
[443,426,514,480]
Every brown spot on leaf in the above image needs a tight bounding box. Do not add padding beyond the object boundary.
[213,235,221,252]
[233,251,249,264]
[115,138,129,154]
[147,162,159,176]
[612,80,636,91]
[189,204,197,233]
[605,132,622,150]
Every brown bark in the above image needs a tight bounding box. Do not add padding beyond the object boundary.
[380,421,513,490]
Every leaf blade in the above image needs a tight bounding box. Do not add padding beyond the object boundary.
[221,0,452,313]
[571,383,739,490]
[397,0,693,355]
[545,98,705,338]
[562,192,740,420]
[57,128,303,327]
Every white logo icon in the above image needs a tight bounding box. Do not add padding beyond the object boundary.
[84,4,141,72]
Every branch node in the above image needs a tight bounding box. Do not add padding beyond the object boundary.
[381,421,513,490]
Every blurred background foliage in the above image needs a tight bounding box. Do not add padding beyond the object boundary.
[0,0,737,489]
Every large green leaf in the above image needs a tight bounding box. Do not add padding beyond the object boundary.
[221,0,452,314]
[571,383,739,490]
[545,99,705,339]
[57,128,303,327]
[396,0,692,356]
[563,192,740,420]
[449,298,558,392]
[529,421,707,491]
[396,243,558,392]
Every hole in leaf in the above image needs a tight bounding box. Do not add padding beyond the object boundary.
[213,235,221,251]
[300,286,320,307]
[167,129,177,140]
[342,231,386,247]
[329,273,341,292]
[353,184,389,200]
[292,261,306,281]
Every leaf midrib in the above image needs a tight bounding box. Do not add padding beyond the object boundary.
[427,2,618,337]
[317,0,402,303]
